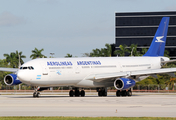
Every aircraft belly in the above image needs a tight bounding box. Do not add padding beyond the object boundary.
[75,79,113,88]
[30,79,81,87]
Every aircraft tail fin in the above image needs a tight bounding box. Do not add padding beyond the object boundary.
[143,17,170,57]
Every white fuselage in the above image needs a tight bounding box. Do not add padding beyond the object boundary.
[17,56,168,88]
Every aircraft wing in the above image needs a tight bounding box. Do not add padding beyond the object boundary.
[0,67,18,72]
[86,68,176,82]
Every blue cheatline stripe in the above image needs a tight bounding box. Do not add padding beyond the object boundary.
[36,78,41,79]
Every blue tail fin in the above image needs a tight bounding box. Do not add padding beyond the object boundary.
[143,17,170,57]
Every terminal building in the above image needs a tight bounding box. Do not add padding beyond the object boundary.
[115,11,176,58]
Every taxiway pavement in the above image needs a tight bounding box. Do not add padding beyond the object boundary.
[0,94,176,117]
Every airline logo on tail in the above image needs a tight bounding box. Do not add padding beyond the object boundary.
[155,36,164,43]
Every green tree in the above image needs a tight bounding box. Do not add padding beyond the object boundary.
[90,48,103,57]
[136,76,157,85]
[114,44,128,56]
[164,50,170,58]
[30,48,47,59]
[65,53,72,58]
[102,43,112,57]
[4,50,26,68]
[3,52,16,68]
[0,59,11,86]
[15,50,26,65]
[127,44,140,56]
[140,48,148,56]
[89,43,113,57]
[165,78,176,91]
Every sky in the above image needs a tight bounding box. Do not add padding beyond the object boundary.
[0,0,176,62]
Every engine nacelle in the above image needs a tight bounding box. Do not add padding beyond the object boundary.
[4,74,22,86]
[114,78,136,90]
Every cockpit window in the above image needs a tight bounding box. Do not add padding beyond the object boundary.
[23,67,27,69]
[20,66,34,70]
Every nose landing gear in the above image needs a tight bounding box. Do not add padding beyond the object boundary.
[33,91,40,97]
[33,87,49,98]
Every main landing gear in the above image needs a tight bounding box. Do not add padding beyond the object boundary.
[116,89,132,97]
[69,88,85,97]
[97,88,107,97]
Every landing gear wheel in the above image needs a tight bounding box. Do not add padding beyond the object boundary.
[116,90,121,97]
[80,90,85,97]
[75,89,80,97]
[102,89,107,96]
[33,92,39,98]
[127,90,132,96]
[121,90,127,97]
[69,90,74,97]
[98,89,102,97]
[33,92,36,97]
[36,92,40,97]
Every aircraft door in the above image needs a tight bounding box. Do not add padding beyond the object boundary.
[40,63,48,75]
[74,61,81,74]
[75,66,80,74]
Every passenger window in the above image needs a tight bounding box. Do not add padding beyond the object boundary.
[28,67,31,70]
[20,67,22,69]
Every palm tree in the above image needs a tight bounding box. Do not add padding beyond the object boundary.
[65,54,72,58]
[127,44,140,56]
[90,48,103,57]
[89,44,112,57]
[164,50,170,58]
[140,48,148,56]
[30,48,47,59]
[4,52,16,68]
[114,44,128,56]
[103,43,112,57]
[15,50,26,65]
[4,51,26,68]
[165,78,176,91]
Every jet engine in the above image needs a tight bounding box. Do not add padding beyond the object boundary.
[4,74,22,86]
[114,78,136,90]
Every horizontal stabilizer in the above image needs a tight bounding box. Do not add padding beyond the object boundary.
[161,59,176,64]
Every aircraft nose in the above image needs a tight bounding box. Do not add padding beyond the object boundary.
[17,71,30,84]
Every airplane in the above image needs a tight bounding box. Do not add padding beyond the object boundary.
[1,17,176,98]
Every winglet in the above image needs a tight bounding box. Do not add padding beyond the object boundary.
[143,17,170,56]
